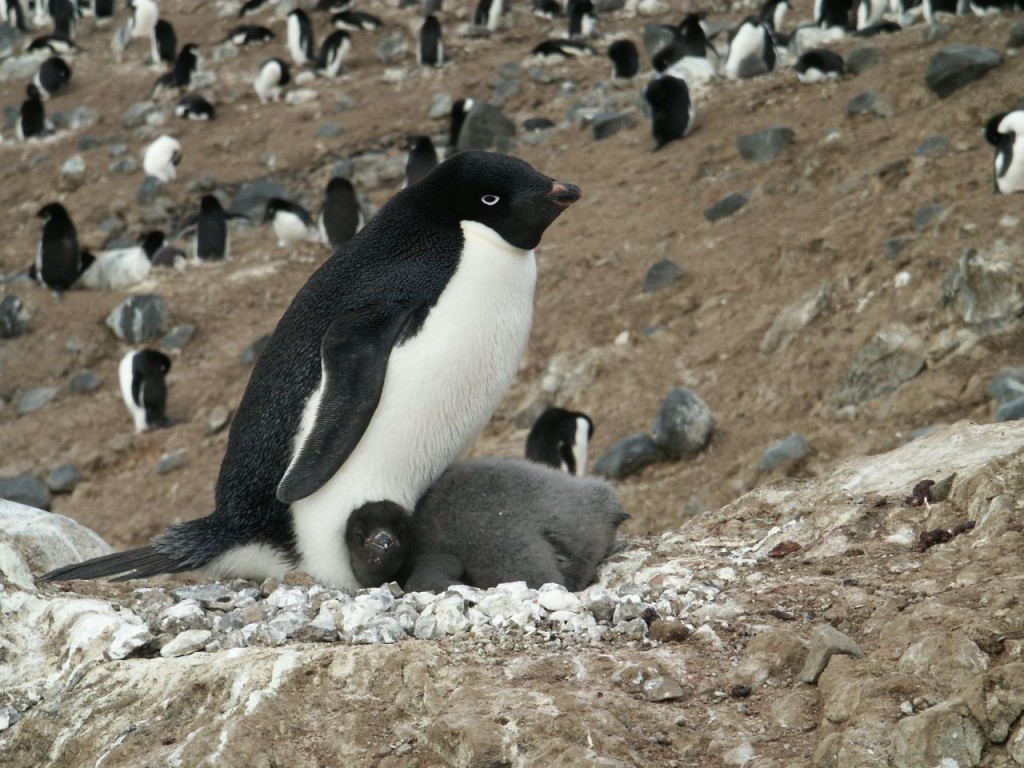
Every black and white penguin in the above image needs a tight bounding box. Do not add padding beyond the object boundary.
[449,97,474,152]
[567,0,596,38]
[331,10,381,30]
[253,57,290,103]
[344,501,409,588]
[151,18,176,66]
[405,135,438,187]
[643,73,694,150]
[263,198,318,247]
[531,39,594,57]
[77,231,162,290]
[392,458,628,592]
[985,111,1024,195]
[2,0,31,31]
[93,0,115,24]
[16,84,47,140]
[152,41,199,94]
[49,0,76,39]
[142,134,182,183]
[418,14,444,66]
[26,34,82,55]
[795,48,845,82]
[815,0,854,28]
[129,0,158,41]
[759,0,790,33]
[607,38,639,79]
[33,56,72,100]
[532,0,563,18]
[473,0,503,32]
[525,407,594,476]
[42,151,581,592]
[184,194,248,261]
[286,8,314,66]
[238,0,268,17]
[854,0,887,29]
[315,0,352,11]
[318,176,363,250]
[118,349,172,433]
[174,92,215,120]
[522,116,556,132]
[33,202,81,292]
[222,24,275,45]
[723,17,777,79]
[651,14,712,72]
[315,29,350,77]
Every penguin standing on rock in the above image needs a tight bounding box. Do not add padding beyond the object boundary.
[253,57,290,103]
[118,349,172,433]
[42,151,582,592]
[32,202,81,292]
[318,176,363,251]
[287,8,315,66]
[526,407,594,476]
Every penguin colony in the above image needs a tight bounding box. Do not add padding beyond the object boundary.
[1,0,1021,594]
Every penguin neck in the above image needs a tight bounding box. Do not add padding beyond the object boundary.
[459,220,530,258]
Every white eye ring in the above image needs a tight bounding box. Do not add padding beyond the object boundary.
[481,194,500,206]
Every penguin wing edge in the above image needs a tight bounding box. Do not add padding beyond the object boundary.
[276,303,420,504]
[40,545,191,582]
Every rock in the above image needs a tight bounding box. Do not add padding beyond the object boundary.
[961,662,1024,743]
[59,155,87,192]
[1008,20,1024,50]
[47,464,82,494]
[160,629,213,658]
[0,475,52,511]
[915,135,950,157]
[0,21,22,59]
[69,370,101,395]
[205,406,231,436]
[106,295,170,343]
[592,433,666,479]
[799,625,864,683]
[643,23,676,59]
[285,89,318,106]
[995,396,1024,422]
[643,259,683,293]
[846,91,892,119]
[428,93,452,119]
[923,22,952,43]
[157,452,186,475]
[650,387,714,459]
[987,367,1024,403]
[925,45,1002,99]
[315,122,343,138]
[884,238,910,260]
[456,102,516,152]
[760,435,810,473]
[122,100,158,128]
[229,180,292,221]
[0,54,42,83]
[239,333,272,365]
[845,45,882,75]
[162,323,195,350]
[136,175,165,205]
[67,106,99,130]
[941,240,1024,333]
[735,126,794,163]
[704,192,749,222]
[760,282,831,354]
[108,157,139,174]
[643,676,686,702]
[910,203,947,232]
[0,294,27,339]
[892,701,985,768]
[834,323,925,406]
[375,34,408,64]
[17,387,58,415]
[591,111,635,141]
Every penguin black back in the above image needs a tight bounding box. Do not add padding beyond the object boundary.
[643,74,694,150]
[449,97,474,152]
[34,202,81,291]
[525,407,594,476]
[196,195,229,260]
[18,83,46,140]
[418,14,444,66]
[173,43,200,88]
[154,19,176,65]
[607,39,639,79]
[319,176,362,251]
[129,349,173,431]
[405,135,438,187]
[35,56,72,99]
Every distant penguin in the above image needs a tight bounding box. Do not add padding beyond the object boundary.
[77,232,161,290]
[532,0,563,18]
[331,10,381,30]
[174,92,215,120]
[986,111,1024,195]
[264,198,318,247]
[33,56,72,100]
[143,134,182,183]
[795,48,845,82]
[855,0,887,29]
[33,202,81,292]
[188,194,246,261]
[418,14,444,66]
[238,0,268,17]
[223,24,275,45]
[17,84,47,140]
[651,14,713,72]
[316,29,350,77]
[254,57,290,103]
[449,97,474,152]
[643,74,695,150]
[315,0,352,10]
[815,0,854,28]
[154,42,199,93]
[49,0,76,39]
[129,0,159,41]
[567,0,596,38]
[723,17,777,79]
[318,176,363,250]
[531,39,594,57]
[152,18,176,66]
[405,135,439,187]
[607,39,640,79]
[287,8,314,66]
[41,151,581,594]
[344,501,409,588]
[760,0,790,32]
[522,116,556,132]
[393,458,628,592]
[2,0,30,31]
[525,407,594,476]
[26,34,82,55]
[93,0,115,24]
[118,349,172,433]
[473,0,503,31]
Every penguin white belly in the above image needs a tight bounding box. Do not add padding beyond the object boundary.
[118,352,148,433]
[290,220,538,590]
[273,212,313,246]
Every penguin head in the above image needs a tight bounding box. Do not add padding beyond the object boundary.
[326,176,355,196]
[345,501,409,587]
[200,194,224,213]
[26,83,41,99]
[985,111,1010,146]
[139,230,166,258]
[418,151,581,250]
[37,202,71,223]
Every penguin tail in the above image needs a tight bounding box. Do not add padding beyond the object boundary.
[40,545,193,582]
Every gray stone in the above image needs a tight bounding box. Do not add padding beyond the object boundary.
[229,180,292,220]
[923,22,952,44]
[925,45,1002,99]
[2,105,17,132]
[651,387,715,459]
[799,625,864,684]
[643,22,675,59]
[18,387,58,415]
[59,155,87,190]
[910,203,946,232]
[941,240,1024,333]
[122,100,158,129]
[0,705,21,731]
[172,583,236,608]
[429,93,452,119]
[136,176,165,205]
[205,406,231,436]
[1008,20,1024,50]
[704,192,749,222]
[47,464,82,494]
[239,333,271,365]
[0,294,27,339]
[456,102,515,152]
[884,238,910,260]
[315,122,343,138]
[376,34,408,64]
[162,323,195,350]
[157,452,186,475]
[845,45,883,75]
[109,157,139,174]
[0,21,22,59]
[68,107,99,130]
[995,396,1024,423]
[915,135,950,157]
[527,65,555,84]
[760,282,831,354]
[592,434,666,479]
[985,367,1024,403]
[106,295,170,343]
[160,629,213,658]
[69,370,101,395]
[643,676,686,702]
[735,126,794,163]
[643,259,683,293]
[893,701,985,768]
[835,323,925,405]
[961,663,1024,743]
[760,435,810,473]
[591,111,635,141]
[0,475,52,511]
[0,54,42,83]
[493,78,520,106]
[846,91,892,119]
[212,42,239,62]
[77,135,103,151]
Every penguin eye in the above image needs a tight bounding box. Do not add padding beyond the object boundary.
[481,194,500,206]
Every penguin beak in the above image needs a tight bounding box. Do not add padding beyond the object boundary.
[367,530,398,556]
[545,182,582,209]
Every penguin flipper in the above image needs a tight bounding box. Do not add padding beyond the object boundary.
[40,545,192,582]
[276,303,420,504]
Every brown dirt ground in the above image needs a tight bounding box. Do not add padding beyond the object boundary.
[1,5,1022,550]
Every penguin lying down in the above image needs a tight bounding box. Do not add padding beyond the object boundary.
[345,457,630,593]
